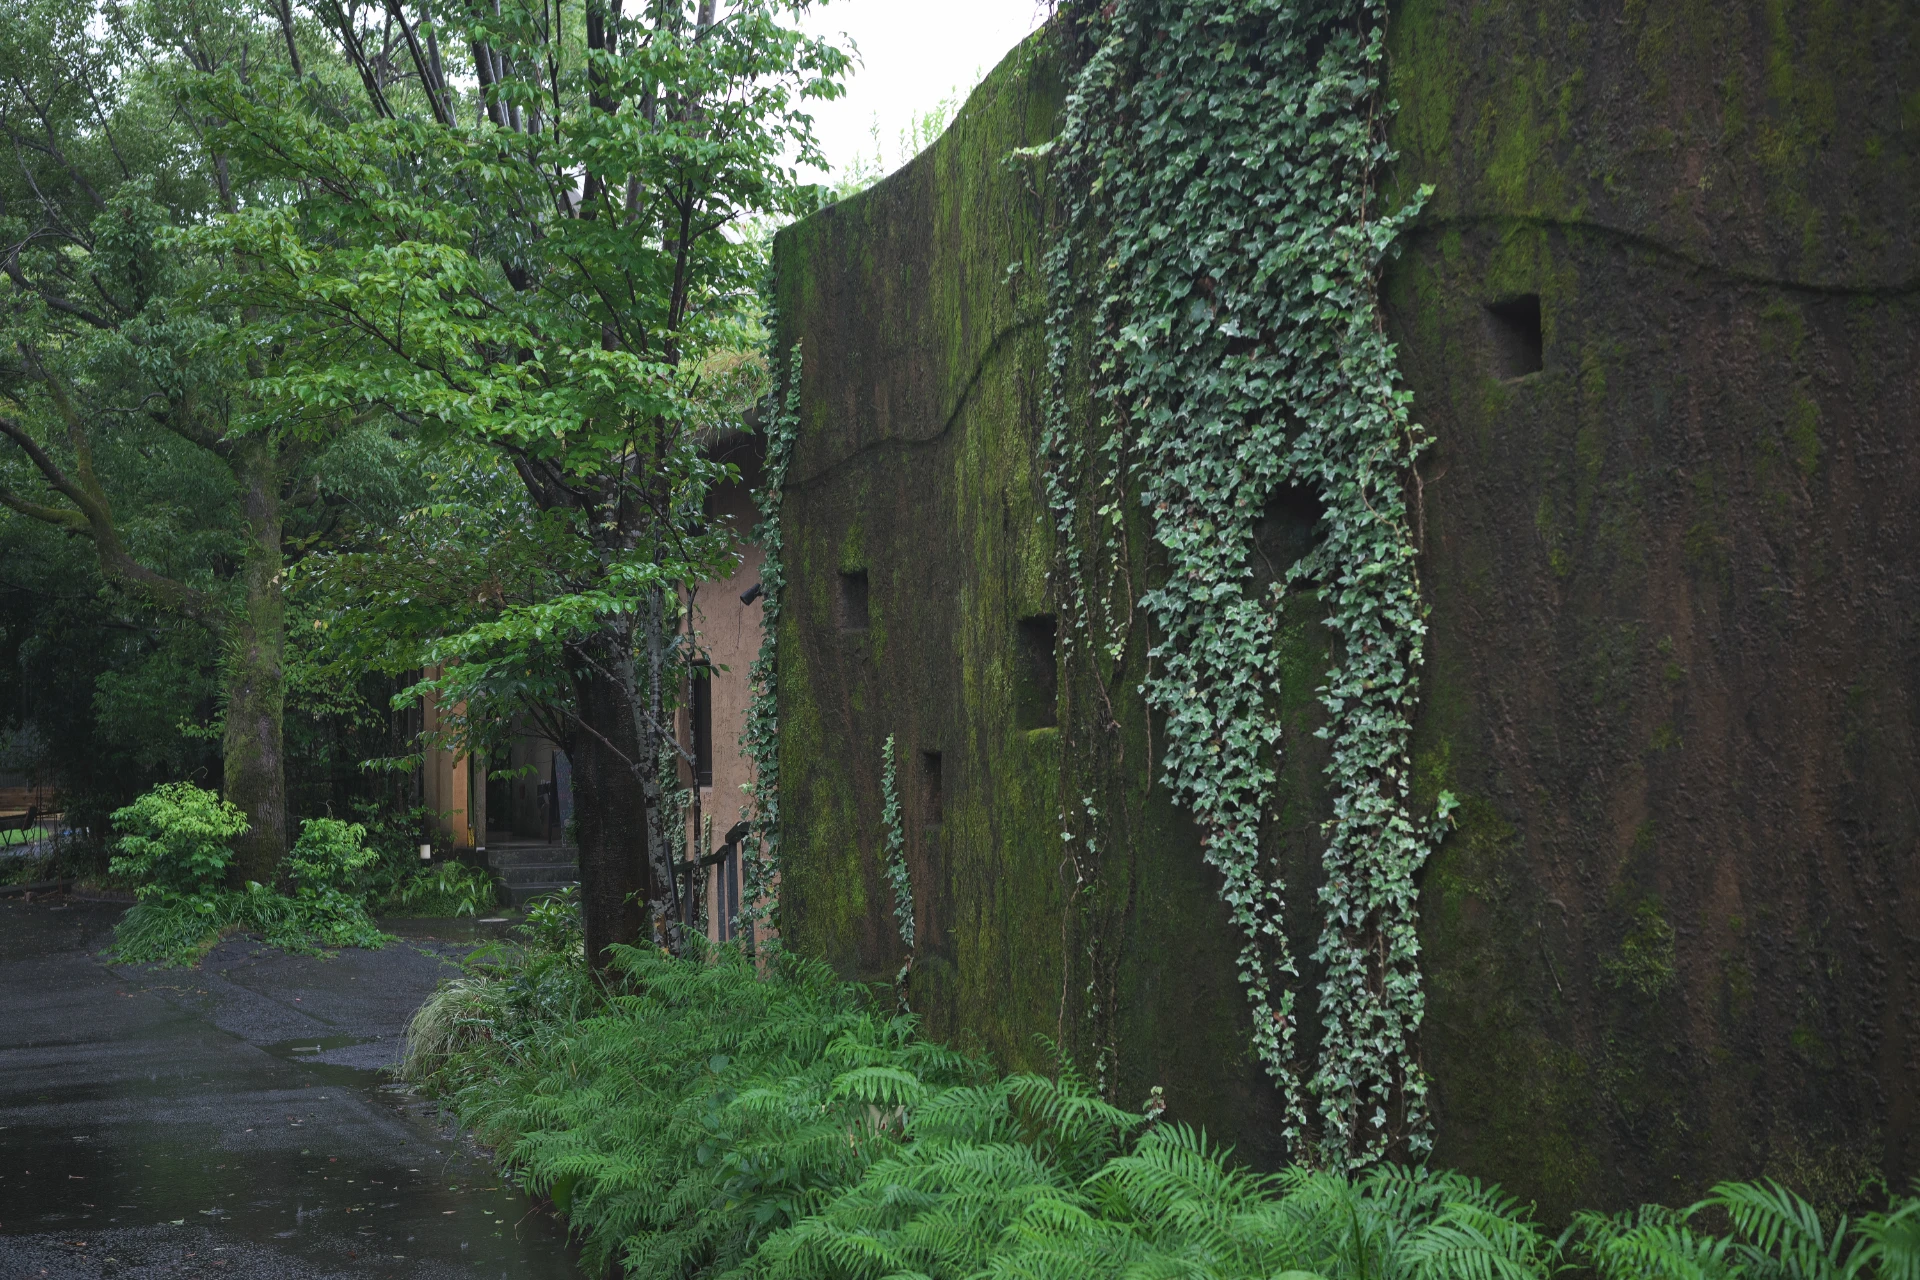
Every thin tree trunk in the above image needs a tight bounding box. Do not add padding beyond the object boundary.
[224,440,288,883]
[570,637,651,973]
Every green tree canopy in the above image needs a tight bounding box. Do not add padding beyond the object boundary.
[185,0,847,964]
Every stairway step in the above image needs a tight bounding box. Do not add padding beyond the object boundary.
[485,847,574,866]
[501,864,579,886]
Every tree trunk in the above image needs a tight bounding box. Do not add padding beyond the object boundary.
[224,441,288,884]
[570,640,653,973]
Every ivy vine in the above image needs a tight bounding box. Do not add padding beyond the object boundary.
[737,343,803,936]
[880,733,915,996]
[1041,0,1454,1166]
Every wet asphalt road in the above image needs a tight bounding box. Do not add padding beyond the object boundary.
[0,899,583,1279]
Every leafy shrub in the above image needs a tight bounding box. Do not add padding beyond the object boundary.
[103,786,390,965]
[517,884,582,956]
[280,818,389,947]
[406,941,1920,1280]
[107,782,247,900]
[357,803,441,902]
[287,818,378,893]
[389,858,498,918]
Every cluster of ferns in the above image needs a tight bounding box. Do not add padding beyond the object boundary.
[408,941,1920,1280]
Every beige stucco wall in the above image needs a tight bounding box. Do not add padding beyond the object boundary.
[683,459,766,938]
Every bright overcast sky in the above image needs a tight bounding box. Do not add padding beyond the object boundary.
[796,1,1054,180]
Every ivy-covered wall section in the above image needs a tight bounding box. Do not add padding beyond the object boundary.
[771,0,1920,1213]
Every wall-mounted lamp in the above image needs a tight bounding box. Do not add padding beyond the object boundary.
[419,843,433,862]
[739,582,764,606]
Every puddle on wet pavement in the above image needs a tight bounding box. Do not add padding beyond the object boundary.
[1,1110,580,1276]
[259,1033,395,1087]
[0,900,583,1276]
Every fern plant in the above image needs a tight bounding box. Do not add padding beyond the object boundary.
[407,939,1920,1280]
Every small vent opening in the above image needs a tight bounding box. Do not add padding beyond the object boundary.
[1486,295,1543,379]
[920,751,943,827]
[1015,614,1059,730]
[837,569,870,630]
[1253,484,1326,585]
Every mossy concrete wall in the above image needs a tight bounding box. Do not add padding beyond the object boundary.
[1384,0,1920,1217]
[769,40,1074,1061]
[773,2,1920,1212]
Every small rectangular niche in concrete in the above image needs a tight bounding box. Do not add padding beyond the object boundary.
[920,750,943,827]
[1486,294,1544,379]
[837,569,870,630]
[1016,614,1059,730]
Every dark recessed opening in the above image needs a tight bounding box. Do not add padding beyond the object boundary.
[1486,295,1544,379]
[920,750,943,827]
[837,569,870,630]
[1015,614,1059,730]
[690,661,713,789]
[1253,484,1326,585]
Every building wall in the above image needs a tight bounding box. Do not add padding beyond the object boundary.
[419,680,472,849]
[1382,0,1920,1216]
[771,2,1920,1214]
[683,450,768,938]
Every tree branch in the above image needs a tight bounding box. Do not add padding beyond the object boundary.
[382,0,452,126]
[0,410,220,625]
[4,248,115,331]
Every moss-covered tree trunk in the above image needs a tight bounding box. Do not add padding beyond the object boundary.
[222,440,288,884]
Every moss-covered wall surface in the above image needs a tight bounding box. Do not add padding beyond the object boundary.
[772,35,1290,1160]
[773,1,1919,1212]
[1385,0,1920,1217]
[769,40,1072,1056]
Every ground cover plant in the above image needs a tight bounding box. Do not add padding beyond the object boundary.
[407,935,1920,1280]
[102,781,495,964]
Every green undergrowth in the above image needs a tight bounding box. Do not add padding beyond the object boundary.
[403,940,1920,1280]
[1,835,73,884]
[379,858,499,918]
[101,782,494,966]
[108,881,392,966]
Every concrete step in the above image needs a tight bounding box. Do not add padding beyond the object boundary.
[485,843,574,866]
[480,843,578,908]
[500,863,579,886]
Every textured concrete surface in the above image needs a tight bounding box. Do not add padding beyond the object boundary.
[771,0,1919,1215]
[0,899,580,1278]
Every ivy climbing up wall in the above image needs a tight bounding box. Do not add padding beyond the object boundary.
[769,0,1920,1215]
[1040,0,1452,1169]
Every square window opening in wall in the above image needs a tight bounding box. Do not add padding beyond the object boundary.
[919,751,943,827]
[1486,294,1544,379]
[837,569,870,630]
[1016,614,1059,730]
